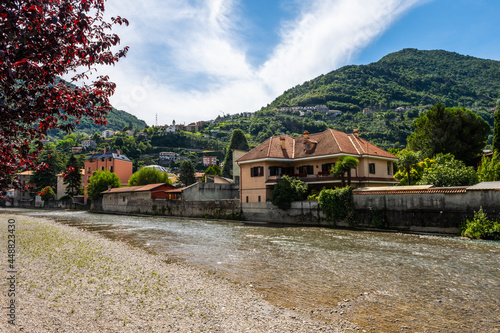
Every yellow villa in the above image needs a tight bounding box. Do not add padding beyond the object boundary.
[236,129,398,203]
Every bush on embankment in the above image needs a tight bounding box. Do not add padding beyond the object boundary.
[461,207,500,240]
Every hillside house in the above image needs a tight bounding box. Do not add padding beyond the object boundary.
[83,149,133,203]
[203,156,217,167]
[236,129,398,203]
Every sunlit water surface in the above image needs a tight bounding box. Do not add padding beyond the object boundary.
[4,209,499,332]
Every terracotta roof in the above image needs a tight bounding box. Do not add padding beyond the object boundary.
[101,183,172,194]
[86,149,132,162]
[353,185,468,195]
[236,129,396,163]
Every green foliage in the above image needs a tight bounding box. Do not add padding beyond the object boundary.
[394,155,434,185]
[128,167,171,186]
[493,108,500,151]
[270,175,308,210]
[178,160,196,186]
[332,156,359,186]
[202,165,222,182]
[417,153,478,187]
[477,151,500,182]
[222,129,250,178]
[29,147,66,194]
[395,150,421,185]
[461,208,500,240]
[63,155,83,198]
[318,186,354,226]
[49,107,146,139]
[38,186,55,202]
[87,170,121,201]
[407,103,489,161]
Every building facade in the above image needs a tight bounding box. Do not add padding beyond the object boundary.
[83,149,133,203]
[236,129,398,203]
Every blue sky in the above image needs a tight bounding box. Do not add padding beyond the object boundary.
[96,0,500,125]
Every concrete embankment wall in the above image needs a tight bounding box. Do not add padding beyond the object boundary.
[99,197,241,219]
[241,189,500,234]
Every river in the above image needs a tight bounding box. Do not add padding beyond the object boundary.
[4,209,499,332]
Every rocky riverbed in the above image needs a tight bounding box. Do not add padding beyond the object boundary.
[0,214,358,332]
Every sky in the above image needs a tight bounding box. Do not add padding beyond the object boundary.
[93,0,500,126]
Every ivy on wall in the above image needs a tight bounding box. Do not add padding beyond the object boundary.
[318,186,354,226]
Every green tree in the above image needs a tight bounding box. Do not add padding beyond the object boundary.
[222,129,250,178]
[178,160,196,186]
[29,146,66,194]
[493,108,500,152]
[87,170,121,201]
[202,165,222,182]
[128,167,171,186]
[332,156,359,186]
[477,151,500,182]
[63,155,83,198]
[271,175,308,210]
[395,150,421,186]
[417,153,478,187]
[407,103,490,162]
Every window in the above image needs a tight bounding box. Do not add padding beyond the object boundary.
[387,161,392,175]
[250,166,264,177]
[246,196,249,203]
[258,196,261,202]
[369,163,376,174]
[101,166,104,171]
[269,166,284,176]
[298,165,314,175]
[109,166,114,172]
[321,163,335,172]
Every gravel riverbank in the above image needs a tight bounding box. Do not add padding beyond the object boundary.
[0,214,357,332]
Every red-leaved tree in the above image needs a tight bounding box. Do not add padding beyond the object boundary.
[0,0,129,190]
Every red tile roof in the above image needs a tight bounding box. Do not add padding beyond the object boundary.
[237,129,396,163]
[101,183,173,194]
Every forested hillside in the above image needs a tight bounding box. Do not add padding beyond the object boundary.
[49,106,147,138]
[203,49,500,150]
[270,48,500,111]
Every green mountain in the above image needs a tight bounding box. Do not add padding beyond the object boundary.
[50,107,147,138]
[270,48,500,111]
[204,49,499,150]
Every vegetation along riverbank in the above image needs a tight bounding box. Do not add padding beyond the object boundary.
[0,214,358,332]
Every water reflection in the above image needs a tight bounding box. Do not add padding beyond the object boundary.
[4,209,499,332]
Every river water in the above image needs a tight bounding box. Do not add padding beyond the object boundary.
[5,209,499,332]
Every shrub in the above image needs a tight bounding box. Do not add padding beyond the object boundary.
[271,175,307,210]
[461,207,500,240]
[318,186,353,226]
[38,186,55,202]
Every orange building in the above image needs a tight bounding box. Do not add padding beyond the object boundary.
[236,129,398,203]
[83,149,133,203]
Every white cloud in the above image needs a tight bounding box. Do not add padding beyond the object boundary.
[98,0,426,125]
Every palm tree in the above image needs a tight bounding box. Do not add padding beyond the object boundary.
[332,156,360,186]
[396,150,420,185]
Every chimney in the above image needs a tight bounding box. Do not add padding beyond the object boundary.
[280,136,286,149]
[353,129,359,137]
[103,147,107,154]
[303,130,309,139]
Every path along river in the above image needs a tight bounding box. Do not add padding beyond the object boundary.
[6,209,499,332]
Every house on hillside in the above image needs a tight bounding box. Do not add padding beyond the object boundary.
[83,149,133,203]
[236,129,398,203]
